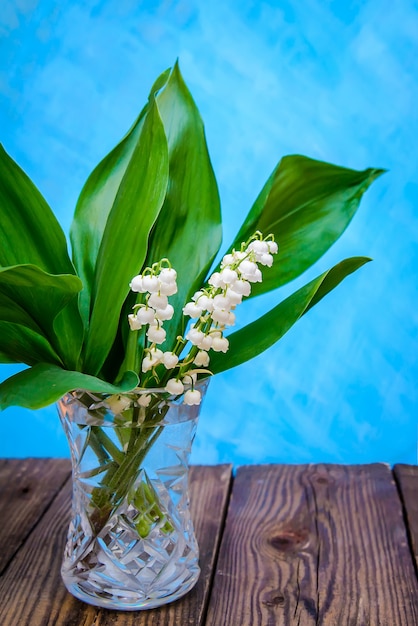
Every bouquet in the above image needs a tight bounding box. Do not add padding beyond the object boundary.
[0,62,384,609]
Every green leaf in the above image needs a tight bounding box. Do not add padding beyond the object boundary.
[0,265,83,368]
[0,322,62,366]
[209,257,371,375]
[70,69,171,324]
[224,155,384,297]
[0,364,139,410]
[83,98,169,375]
[143,63,222,349]
[0,145,76,275]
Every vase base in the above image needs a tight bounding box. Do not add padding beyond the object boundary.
[62,565,200,610]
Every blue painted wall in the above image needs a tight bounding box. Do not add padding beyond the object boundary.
[1,0,417,465]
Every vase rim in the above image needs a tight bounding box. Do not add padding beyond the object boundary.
[57,378,209,428]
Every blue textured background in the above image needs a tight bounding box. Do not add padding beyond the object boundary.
[1,0,417,465]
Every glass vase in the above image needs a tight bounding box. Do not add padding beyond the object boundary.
[56,380,208,611]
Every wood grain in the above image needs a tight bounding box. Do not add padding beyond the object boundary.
[394,463,418,568]
[0,457,71,573]
[0,461,232,626]
[205,463,418,626]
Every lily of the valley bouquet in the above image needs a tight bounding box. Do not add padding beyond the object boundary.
[0,63,382,609]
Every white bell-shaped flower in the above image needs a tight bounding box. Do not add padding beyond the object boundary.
[106,394,131,414]
[129,275,146,293]
[138,394,152,407]
[165,378,184,395]
[219,268,238,285]
[238,260,258,279]
[212,335,229,353]
[197,334,213,350]
[159,281,177,296]
[211,308,230,325]
[267,240,278,254]
[183,302,203,318]
[220,253,235,267]
[136,306,156,325]
[208,272,225,289]
[248,240,269,256]
[195,294,214,312]
[128,313,142,331]
[155,304,174,321]
[259,253,273,267]
[225,288,243,305]
[148,292,168,309]
[186,327,205,346]
[159,267,177,283]
[184,389,201,406]
[194,350,210,367]
[142,275,160,293]
[232,279,251,296]
[183,372,197,384]
[147,323,166,344]
[245,267,262,283]
[162,351,179,369]
[213,294,231,310]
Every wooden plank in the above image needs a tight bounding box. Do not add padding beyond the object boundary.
[0,462,232,626]
[205,463,418,626]
[0,458,71,573]
[394,464,418,567]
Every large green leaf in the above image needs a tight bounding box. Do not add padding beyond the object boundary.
[83,98,169,375]
[0,265,83,368]
[70,69,171,324]
[142,63,222,350]
[0,291,43,333]
[0,322,62,366]
[209,257,371,375]
[0,364,139,410]
[224,156,384,297]
[0,145,75,275]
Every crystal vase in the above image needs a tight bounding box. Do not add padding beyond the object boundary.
[56,380,208,611]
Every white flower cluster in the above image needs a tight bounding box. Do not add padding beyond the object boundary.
[127,235,278,406]
[128,264,180,364]
[182,235,278,369]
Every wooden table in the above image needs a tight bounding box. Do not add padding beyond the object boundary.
[0,460,417,625]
